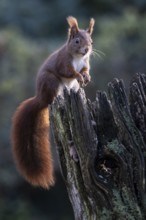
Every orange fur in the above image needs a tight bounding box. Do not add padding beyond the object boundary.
[67,16,79,37]
[67,16,79,29]
[80,67,88,74]
[11,97,54,189]
[87,18,95,35]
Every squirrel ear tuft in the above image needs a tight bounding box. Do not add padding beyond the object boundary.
[87,18,95,35]
[67,16,79,37]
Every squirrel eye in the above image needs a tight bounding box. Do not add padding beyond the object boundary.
[75,38,80,44]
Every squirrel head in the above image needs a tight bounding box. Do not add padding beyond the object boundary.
[67,16,95,58]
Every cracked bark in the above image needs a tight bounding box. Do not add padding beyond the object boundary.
[50,73,146,220]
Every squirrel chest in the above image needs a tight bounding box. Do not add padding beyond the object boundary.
[72,56,86,72]
[61,56,87,92]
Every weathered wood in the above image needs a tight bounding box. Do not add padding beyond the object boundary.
[50,73,146,220]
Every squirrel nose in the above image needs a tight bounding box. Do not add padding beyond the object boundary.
[85,47,89,54]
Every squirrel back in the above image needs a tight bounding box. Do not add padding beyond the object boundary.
[11,16,95,189]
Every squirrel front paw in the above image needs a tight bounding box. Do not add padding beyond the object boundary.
[82,72,91,86]
[76,74,84,86]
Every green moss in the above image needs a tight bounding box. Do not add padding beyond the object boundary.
[107,139,124,154]
[54,111,65,137]
[100,208,112,220]
[96,187,143,220]
[111,188,143,220]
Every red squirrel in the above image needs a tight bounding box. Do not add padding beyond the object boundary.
[11,16,95,189]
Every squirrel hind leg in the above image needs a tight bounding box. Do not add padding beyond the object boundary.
[61,78,80,94]
[37,72,61,105]
[69,79,80,92]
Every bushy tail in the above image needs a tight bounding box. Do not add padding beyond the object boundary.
[11,97,54,189]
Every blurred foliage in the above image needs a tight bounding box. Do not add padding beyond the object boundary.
[91,10,146,95]
[0,0,146,219]
[0,29,47,143]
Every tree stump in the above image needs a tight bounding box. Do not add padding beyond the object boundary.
[50,73,146,220]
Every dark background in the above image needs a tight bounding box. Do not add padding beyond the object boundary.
[0,0,146,219]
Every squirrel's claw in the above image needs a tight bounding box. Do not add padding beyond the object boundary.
[82,72,91,86]
[77,74,84,86]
